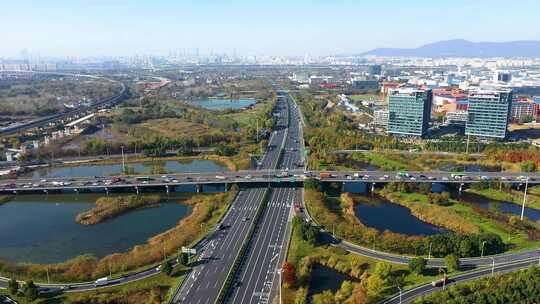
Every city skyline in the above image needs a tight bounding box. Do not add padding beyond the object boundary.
[2,0,540,58]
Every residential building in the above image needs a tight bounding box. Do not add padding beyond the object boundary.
[368,64,382,76]
[387,88,432,137]
[373,109,389,126]
[510,98,537,122]
[465,89,512,139]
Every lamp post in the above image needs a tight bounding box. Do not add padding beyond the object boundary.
[397,286,402,304]
[481,241,487,257]
[521,177,529,221]
[491,257,495,277]
[428,242,433,260]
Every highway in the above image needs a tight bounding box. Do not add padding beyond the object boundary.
[228,92,304,303]
[0,71,128,136]
[170,91,292,303]
[381,257,540,304]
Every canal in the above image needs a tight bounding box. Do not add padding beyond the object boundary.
[0,194,191,264]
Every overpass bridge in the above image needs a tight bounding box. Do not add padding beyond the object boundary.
[1,170,539,194]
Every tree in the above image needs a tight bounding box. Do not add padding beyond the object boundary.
[445,254,461,271]
[351,283,368,304]
[7,278,18,295]
[409,257,427,274]
[21,280,38,302]
[373,262,392,281]
[520,160,536,172]
[366,275,385,297]
[179,252,189,266]
[335,280,354,302]
[312,290,335,304]
[282,262,296,287]
[161,262,172,276]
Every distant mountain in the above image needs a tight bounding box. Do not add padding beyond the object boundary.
[362,39,540,58]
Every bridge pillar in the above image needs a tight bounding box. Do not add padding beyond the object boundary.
[43,189,48,195]
[74,188,78,195]
[12,190,17,195]
[371,182,376,193]
[458,183,464,194]
[165,185,169,194]
[105,187,109,195]
[196,184,202,193]
[135,186,139,195]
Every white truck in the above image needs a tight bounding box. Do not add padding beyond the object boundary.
[94,277,109,287]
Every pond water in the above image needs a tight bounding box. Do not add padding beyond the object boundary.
[462,192,540,221]
[437,163,500,172]
[28,159,228,179]
[354,195,446,236]
[189,98,256,110]
[309,265,357,297]
[0,194,191,263]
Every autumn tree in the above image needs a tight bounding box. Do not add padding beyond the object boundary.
[282,262,296,287]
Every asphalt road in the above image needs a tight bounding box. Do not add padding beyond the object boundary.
[228,92,304,303]
[171,92,292,303]
[382,257,540,304]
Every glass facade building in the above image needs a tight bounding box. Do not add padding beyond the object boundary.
[387,88,432,137]
[465,89,512,139]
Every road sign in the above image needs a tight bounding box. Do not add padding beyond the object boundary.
[181,247,197,255]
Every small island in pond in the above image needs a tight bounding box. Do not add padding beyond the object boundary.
[76,195,161,225]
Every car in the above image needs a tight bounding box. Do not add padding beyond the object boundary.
[428,176,436,180]
[242,217,249,222]
[60,285,71,291]
[156,265,162,272]
[442,177,449,181]
[245,174,252,179]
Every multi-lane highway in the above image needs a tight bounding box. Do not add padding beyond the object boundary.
[170,91,293,303]
[227,92,304,303]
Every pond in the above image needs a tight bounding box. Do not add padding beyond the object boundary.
[354,195,446,236]
[0,194,191,264]
[461,192,540,221]
[27,159,228,179]
[437,162,500,172]
[309,265,357,297]
[189,98,256,110]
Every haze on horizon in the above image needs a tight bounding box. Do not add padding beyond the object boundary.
[2,0,540,58]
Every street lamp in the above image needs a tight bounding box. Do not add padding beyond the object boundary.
[428,242,433,260]
[481,241,487,257]
[397,286,402,304]
[491,257,495,277]
[521,177,529,221]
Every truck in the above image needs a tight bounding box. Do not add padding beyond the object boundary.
[215,175,227,180]
[319,172,333,179]
[431,275,450,287]
[293,202,303,213]
[94,277,109,287]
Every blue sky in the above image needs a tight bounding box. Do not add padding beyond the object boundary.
[2,0,540,57]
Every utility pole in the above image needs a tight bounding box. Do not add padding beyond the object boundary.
[521,177,529,221]
[121,146,126,175]
[428,242,432,260]
[481,241,487,257]
[491,257,495,277]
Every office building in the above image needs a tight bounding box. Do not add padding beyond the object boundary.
[387,88,432,137]
[465,89,512,139]
[368,64,382,76]
[445,110,468,126]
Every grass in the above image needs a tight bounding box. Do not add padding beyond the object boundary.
[221,101,268,126]
[380,191,480,234]
[466,187,540,211]
[380,191,539,251]
[130,119,217,139]
[283,218,445,304]
[1,267,187,304]
[75,195,162,225]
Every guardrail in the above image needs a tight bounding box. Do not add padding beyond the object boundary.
[215,187,272,303]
